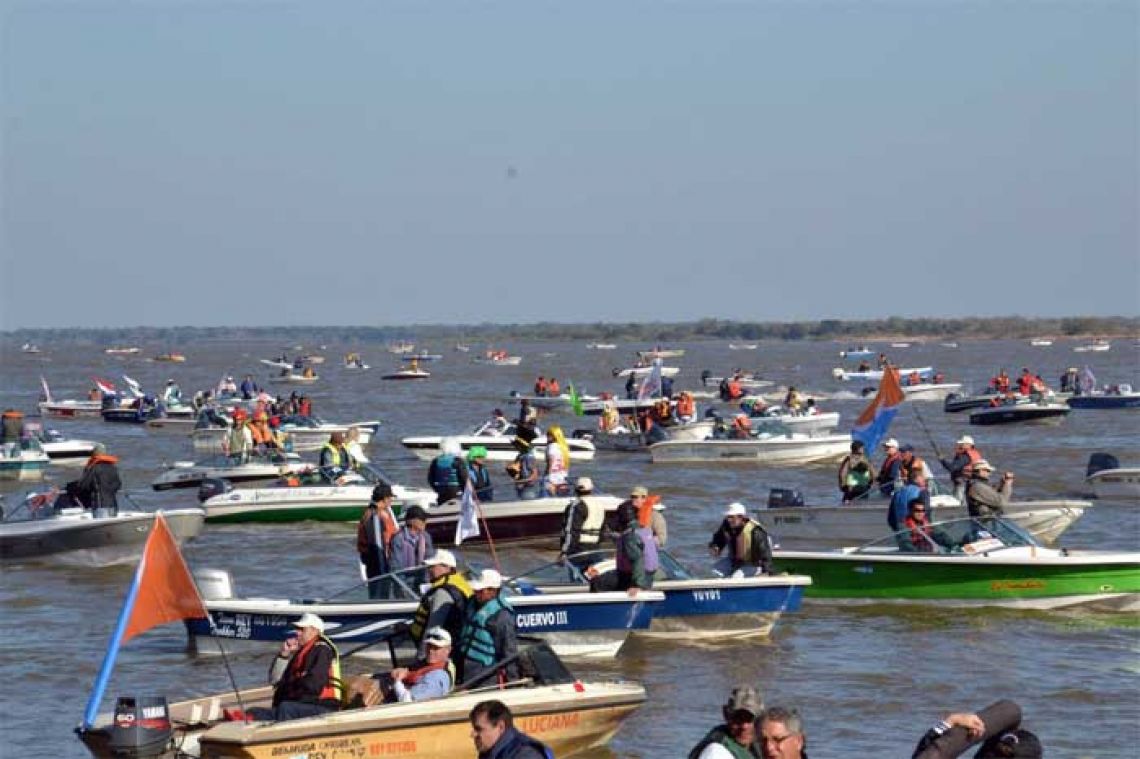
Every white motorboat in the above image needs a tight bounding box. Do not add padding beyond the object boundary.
[387,340,416,354]
[636,348,685,359]
[151,450,309,491]
[1074,340,1111,353]
[940,342,959,349]
[833,366,931,381]
[506,391,593,411]
[899,383,963,401]
[454,343,471,352]
[401,421,596,462]
[21,343,42,354]
[743,410,842,435]
[267,371,319,384]
[103,346,140,355]
[381,366,431,380]
[648,427,852,465]
[474,351,523,365]
[700,371,774,390]
[578,396,669,417]
[728,343,758,350]
[342,353,370,370]
[192,415,378,454]
[890,342,911,348]
[614,365,680,379]
[839,347,875,359]
[1085,453,1140,501]
[1029,338,1054,347]
[21,422,97,465]
[36,377,114,419]
[574,419,715,451]
[586,342,617,350]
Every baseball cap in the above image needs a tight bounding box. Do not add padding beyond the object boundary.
[724,685,764,718]
[424,549,457,568]
[469,568,503,591]
[371,483,393,502]
[883,438,899,449]
[973,459,995,472]
[630,485,649,497]
[900,444,915,453]
[575,476,594,493]
[291,613,325,633]
[423,627,452,647]
[957,435,975,446]
[724,502,748,518]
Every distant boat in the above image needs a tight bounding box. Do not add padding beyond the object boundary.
[839,347,875,359]
[940,342,959,349]
[21,343,41,354]
[454,343,471,352]
[387,340,416,354]
[1029,338,1054,347]
[1074,339,1111,353]
[729,343,758,351]
[587,343,617,350]
[153,352,186,363]
[103,346,139,355]
[890,342,911,349]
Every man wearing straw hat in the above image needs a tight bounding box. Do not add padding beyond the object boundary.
[965,460,1014,519]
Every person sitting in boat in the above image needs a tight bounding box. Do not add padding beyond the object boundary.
[995,369,1011,393]
[803,398,819,416]
[857,360,872,372]
[940,435,983,502]
[469,699,553,759]
[675,391,696,423]
[599,400,624,432]
[428,438,469,504]
[357,483,398,599]
[688,685,765,759]
[597,498,656,595]
[409,549,472,656]
[226,409,254,463]
[784,386,803,412]
[541,426,571,497]
[466,446,494,502]
[651,398,675,427]
[964,460,1013,519]
[888,469,929,532]
[298,395,313,416]
[487,408,511,435]
[838,441,874,503]
[161,379,182,405]
[378,626,455,703]
[458,569,518,685]
[319,431,351,478]
[708,502,773,577]
[249,411,278,453]
[933,372,945,384]
[558,477,605,561]
[301,365,315,379]
[876,438,903,496]
[505,434,539,500]
[1017,368,1033,396]
[548,377,560,396]
[907,370,922,386]
[725,376,745,401]
[65,443,122,517]
[1059,367,1079,394]
[87,386,103,401]
[247,613,341,722]
[1030,374,1048,397]
[730,413,753,439]
[901,498,936,552]
[636,410,669,445]
[533,376,548,397]
[661,374,674,398]
[389,505,434,587]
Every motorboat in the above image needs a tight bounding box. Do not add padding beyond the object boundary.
[21,342,42,354]
[1067,385,1140,410]
[454,342,471,352]
[506,391,588,412]
[387,340,416,354]
[187,565,664,660]
[1085,453,1140,501]
[586,342,617,349]
[890,342,911,349]
[636,348,684,359]
[198,463,437,523]
[79,637,644,759]
[728,343,758,350]
[20,422,97,465]
[381,365,431,380]
[152,352,186,363]
[699,371,774,390]
[578,396,668,417]
[898,383,963,401]
[648,424,852,466]
[103,346,140,355]
[36,377,118,419]
[943,391,1004,413]
[267,371,319,385]
[1029,338,1054,347]
[142,402,202,431]
[474,349,522,365]
[741,409,841,436]
[151,450,309,491]
[510,549,811,640]
[759,490,1089,548]
[839,347,875,359]
[401,421,596,463]
[774,517,1140,611]
[417,493,623,546]
[407,351,443,361]
[1073,339,1111,353]
[613,365,680,379]
[0,437,50,481]
[833,366,931,382]
[1,490,204,566]
[574,419,715,452]
[940,342,959,349]
[969,397,1071,425]
[193,415,378,455]
[342,353,370,370]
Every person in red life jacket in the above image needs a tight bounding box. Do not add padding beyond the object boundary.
[876,438,903,496]
[1017,368,1033,396]
[533,376,547,397]
[470,699,554,759]
[68,443,122,516]
[247,613,341,722]
[547,377,560,396]
[726,376,744,400]
[940,435,983,502]
[298,394,312,416]
[675,391,697,422]
[731,413,753,439]
[381,626,455,703]
[996,369,1011,393]
[357,483,399,599]
[710,502,774,576]
[1030,374,1047,396]
[903,498,935,552]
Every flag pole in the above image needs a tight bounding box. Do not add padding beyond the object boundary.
[82,553,147,728]
[474,497,502,573]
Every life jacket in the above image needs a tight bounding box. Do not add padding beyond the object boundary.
[904,516,933,550]
[249,423,270,445]
[400,659,455,689]
[460,595,513,667]
[534,378,547,395]
[732,415,752,435]
[878,452,902,483]
[1031,378,1046,393]
[279,635,342,707]
[961,448,982,480]
[411,573,473,644]
[85,453,120,469]
[320,443,342,468]
[548,379,560,395]
[676,393,695,418]
[727,380,743,400]
[357,506,398,555]
[733,520,764,565]
[430,454,460,489]
[299,399,312,416]
[600,405,620,431]
[1018,375,1032,395]
[468,463,492,496]
[615,527,658,574]
[653,399,672,422]
[576,497,605,545]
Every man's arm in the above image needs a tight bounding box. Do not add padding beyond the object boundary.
[493,610,519,681]
[753,526,774,573]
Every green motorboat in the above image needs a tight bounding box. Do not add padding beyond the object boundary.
[775,517,1140,611]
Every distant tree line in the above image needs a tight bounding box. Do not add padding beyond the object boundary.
[6,315,1137,346]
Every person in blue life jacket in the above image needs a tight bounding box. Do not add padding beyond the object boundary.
[467,446,494,502]
[428,437,469,504]
[457,569,518,686]
[469,699,554,759]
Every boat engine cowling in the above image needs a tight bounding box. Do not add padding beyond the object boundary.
[197,477,232,503]
[107,695,172,758]
[1087,452,1120,478]
[194,568,234,601]
[767,488,805,509]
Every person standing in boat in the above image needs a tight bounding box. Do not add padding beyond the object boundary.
[466,446,494,502]
[428,438,469,504]
[965,460,1013,518]
[409,549,472,656]
[597,498,656,594]
[837,440,874,503]
[161,379,182,405]
[940,435,983,502]
[709,502,773,577]
[458,569,518,685]
[226,409,254,464]
[239,374,257,400]
[876,438,903,496]
[68,443,122,517]
[558,477,605,561]
[389,505,434,586]
[889,470,930,532]
[248,613,341,722]
[469,700,553,759]
[357,483,398,599]
[505,434,539,499]
[541,425,571,496]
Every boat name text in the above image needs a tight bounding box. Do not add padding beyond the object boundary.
[516,610,570,628]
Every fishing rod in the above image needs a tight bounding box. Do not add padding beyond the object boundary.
[910,403,944,462]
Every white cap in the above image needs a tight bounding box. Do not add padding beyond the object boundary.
[423,627,452,647]
[469,568,503,591]
[575,476,594,492]
[441,437,463,456]
[424,549,457,568]
[724,502,748,518]
[957,435,974,446]
[883,438,899,449]
[292,613,325,633]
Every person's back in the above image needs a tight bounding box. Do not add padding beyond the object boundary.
[75,448,122,515]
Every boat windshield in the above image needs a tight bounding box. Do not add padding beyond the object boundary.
[751,419,793,437]
[507,548,698,589]
[854,517,1039,556]
[317,567,424,603]
[1,488,61,524]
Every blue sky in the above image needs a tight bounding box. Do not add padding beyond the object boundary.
[2,1,1136,329]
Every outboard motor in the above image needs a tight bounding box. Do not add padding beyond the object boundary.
[767,488,805,509]
[1087,452,1120,478]
[197,477,232,503]
[194,568,235,600]
[106,695,172,758]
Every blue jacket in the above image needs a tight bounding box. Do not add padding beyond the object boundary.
[479,727,553,759]
[889,483,929,531]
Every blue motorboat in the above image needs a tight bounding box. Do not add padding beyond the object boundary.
[1067,387,1140,410]
[186,566,662,659]
[509,549,811,640]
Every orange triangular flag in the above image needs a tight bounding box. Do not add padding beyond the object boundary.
[123,513,208,642]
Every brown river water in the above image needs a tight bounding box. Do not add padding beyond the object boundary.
[1,337,1137,757]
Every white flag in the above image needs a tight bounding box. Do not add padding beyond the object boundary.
[455,480,481,546]
[637,358,664,400]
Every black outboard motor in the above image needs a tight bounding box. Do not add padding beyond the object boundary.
[1087,452,1120,478]
[767,488,805,509]
[197,478,233,503]
[107,695,172,758]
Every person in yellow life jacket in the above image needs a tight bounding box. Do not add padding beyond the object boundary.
[675,392,696,423]
[709,502,774,576]
[319,431,348,476]
[599,401,622,432]
[784,386,804,413]
[409,550,472,657]
[247,613,341,722]
[381,627,455,703]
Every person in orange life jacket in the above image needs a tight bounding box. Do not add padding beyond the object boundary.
[710,502,773,576]
[614,493,657,595]
[533,376,547,397]
[547,377,560,396]
[652,398,675,427]
[247,613,341,722]
[470,699,554,759]
[689,685,765,759]
[726,376,744,401]
[389,505,434,589]
[902,498,935,552]
[409,549,472,657]
[458,569,519,685]
[889,468,929,532]
[877,438,903,496]
[940,435,983,501]
[731,413,753,439]
[428,437,469,504]
[466,446,494,502]
[357,483,398,599]
[1017,368,1033,396]
[380,627,455,703]
[675,391,697,422]
[68,443,122,516]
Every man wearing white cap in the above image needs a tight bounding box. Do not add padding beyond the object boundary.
[383,626,455,703]
[557,477,605,560]
[409,549,472,657]
[876,438,904,496]
[965,460,1014,518]
[709,503,773,577]
[249,613,341,721]
[458,568,518,686]
[940,435,984,501]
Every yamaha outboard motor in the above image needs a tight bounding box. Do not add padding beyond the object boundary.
[106,695,172,758]
[767,488,805,509]
[1087,452,1120,478]
[197,477,232,503]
